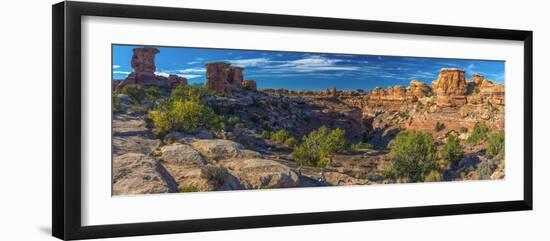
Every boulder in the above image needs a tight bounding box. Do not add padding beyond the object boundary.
[323,171,370,186]
[162,163,243,192]
[188,139,262,160]
[225,158,300,189]
[112,136,161,157]
[159,143,206,165]
[113,153,177,195]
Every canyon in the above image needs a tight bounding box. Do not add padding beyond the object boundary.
[112,47,505,195]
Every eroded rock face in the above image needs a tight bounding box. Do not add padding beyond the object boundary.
[242,80,257,91]
[113,153,177,195]
[225,158,300,189]
[432,68,468,107]
[406,80,431,100]
[205,62,245,95]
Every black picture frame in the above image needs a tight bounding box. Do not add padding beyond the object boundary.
[52,1,533,240]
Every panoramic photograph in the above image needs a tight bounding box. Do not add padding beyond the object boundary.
[111,44,505,196]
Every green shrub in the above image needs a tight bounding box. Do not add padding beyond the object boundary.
[486,130,505,159]
[260,130,272,139]
[460,127,468,133]
[441,134,464,164]
[200,165,229,185]
[271,129,292,144]
[424,170,442,182]
[385,131,437,182]
[292,126,348,168]
[435,121,446,132]
[284,137,298,147]
[179,185,199,193]
[467,123,491,145]
[121,84,145,105]
[145,86,162,101]
[112,92,121,112]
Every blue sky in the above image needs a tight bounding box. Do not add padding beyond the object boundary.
[112,44,504,91]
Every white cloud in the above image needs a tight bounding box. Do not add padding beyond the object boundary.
[178,68,206,73]
[113,65,120,69]
[113,71,131,75]
[155,71,202,79]
[178,74,202,79]
[227,58,271,67]
[187,57,206,65]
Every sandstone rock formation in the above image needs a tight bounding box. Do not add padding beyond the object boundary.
[205,62,245,95]
[113,153,177,195]
[406,80,431,100]
[365,86,409,111]
[242,80,257,91]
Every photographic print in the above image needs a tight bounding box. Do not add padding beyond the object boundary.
[111,44,505,196]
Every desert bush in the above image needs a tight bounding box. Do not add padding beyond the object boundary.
[200,165,229,185]
[171,84,210,102]
[271,129,292,144]
[441,134,464,165]
[260,130,272,139]
[434,121,446,132]
[424,170,442,182]
[112,92,121,112]
[292,126,348,168]
[284,137,298,147]
[467,123,491,145]
[226,116,240,127]
[385,131,437,182]
[179,185,199,193]
[121,84,145,105]
[149,99,222,134]
[486,130,505,159]
[460,127,468,133]
[144,86,162,101]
